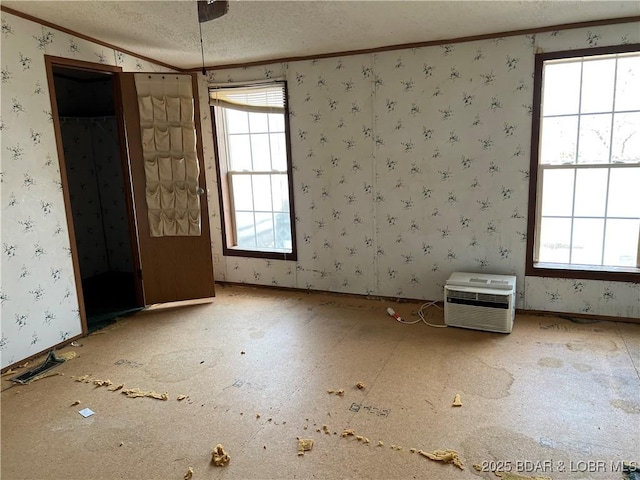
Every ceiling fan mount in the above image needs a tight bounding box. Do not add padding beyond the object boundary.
[198,0,229,23]
[197,0,229,75]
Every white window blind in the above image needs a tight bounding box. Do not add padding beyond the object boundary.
[209,83,285,114]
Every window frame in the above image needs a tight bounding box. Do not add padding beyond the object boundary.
[526,43,640,283]
[210,81,297,261]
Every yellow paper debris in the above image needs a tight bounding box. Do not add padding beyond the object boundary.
[356,382,365,390]
[75,374,91,383]
[297,438,314,456]
[211,444,230,466]
[93,379,112,387]
[1,369,17,377]
[364,438,370,444]
[256,413,261,418]
[327,389,334,394]
[336,389,345,396]
[495,472,553,480]
[410,448,417,453]
[341,429,356,437]
[108,383,124,391]
[418,449,465,470]
[71,400,81,406]
[183,466,194,480]
[32,372,63,382]
[452,393,463,407]
[378,441,384,447]
[474,464,483,471]
[356,435,364,441]
[121,388,168,400]
[177,395,187,401]
[57,351,77,361]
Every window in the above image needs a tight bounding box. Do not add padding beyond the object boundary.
[527,44,640,282]
[210,82,297,260]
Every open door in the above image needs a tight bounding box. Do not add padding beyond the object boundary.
[119,72,214,305]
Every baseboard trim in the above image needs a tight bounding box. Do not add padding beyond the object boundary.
[214,281,639,324]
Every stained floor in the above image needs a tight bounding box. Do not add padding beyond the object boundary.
[1,284,639,480]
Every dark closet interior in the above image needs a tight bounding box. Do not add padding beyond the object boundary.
[53,66,142,330]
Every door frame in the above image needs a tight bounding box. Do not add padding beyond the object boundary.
[44,55,144,333]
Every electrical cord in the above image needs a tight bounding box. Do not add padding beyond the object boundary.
[387,302,447,328]
[416,301,447,328]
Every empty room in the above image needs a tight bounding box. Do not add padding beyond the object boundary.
[1,1,639,479]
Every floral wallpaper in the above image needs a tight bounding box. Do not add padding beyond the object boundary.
[204,22,639,320]
[1,10,639,369]
[1,10,169,369]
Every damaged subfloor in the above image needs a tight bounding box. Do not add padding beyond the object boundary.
[1,284,639,480]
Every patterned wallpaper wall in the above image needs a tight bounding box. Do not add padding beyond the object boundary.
[203,22,640,319]
[60,117,133,278]
[1,10,639,369]
[1,11,168,368]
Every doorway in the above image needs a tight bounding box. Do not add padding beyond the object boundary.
[51,65,144,330]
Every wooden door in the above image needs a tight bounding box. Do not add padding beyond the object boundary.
[118,72,214,305]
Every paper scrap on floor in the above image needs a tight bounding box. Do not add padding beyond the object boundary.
[183,466,194,480]
[297,438,314,456]
[78,408,94,418]
[212,444,230,466]
[418,449,464,470]
[121,388,168,400]
[494,471,553,480]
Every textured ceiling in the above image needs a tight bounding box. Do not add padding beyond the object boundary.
[3,0,640,70]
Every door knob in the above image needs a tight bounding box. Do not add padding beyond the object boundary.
[196,187,205,195]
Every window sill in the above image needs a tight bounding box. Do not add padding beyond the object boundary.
[223,246,297,261]
[527,262,640,283]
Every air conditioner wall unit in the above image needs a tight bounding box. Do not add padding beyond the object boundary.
[444,272,516,333]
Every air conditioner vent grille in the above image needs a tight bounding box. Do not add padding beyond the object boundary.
[447,290,476,301]
[446,290,509,305]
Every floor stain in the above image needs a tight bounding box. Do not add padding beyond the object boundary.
[146,348,223,382]
[611,399,640,414]
[591,373,632,391]
[566,338,618,353]
[249,329,265,339]
[539,322,607,334]
[114,359,144,368]
[538,357,563,368]
[572,363,592,372]
[461,426,570,478]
